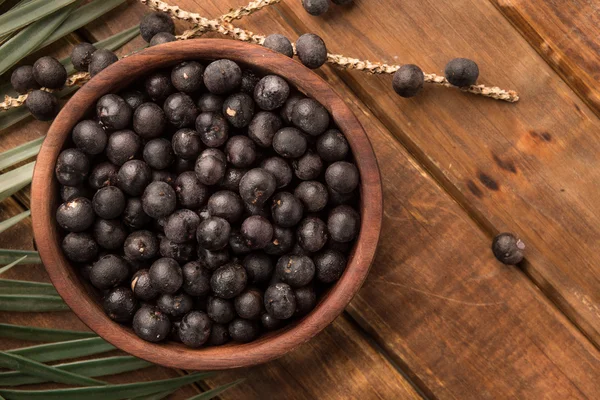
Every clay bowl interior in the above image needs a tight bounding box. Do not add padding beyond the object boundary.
[31,39,383,370]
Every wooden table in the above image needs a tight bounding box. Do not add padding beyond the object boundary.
[1,0,600,398]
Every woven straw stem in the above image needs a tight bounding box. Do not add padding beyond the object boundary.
[0,0,519,111]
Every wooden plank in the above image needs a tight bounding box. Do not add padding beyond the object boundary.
[490,0,600,117]
[206,315,421,400]
[275,0,600,348]
[87,1,600,398]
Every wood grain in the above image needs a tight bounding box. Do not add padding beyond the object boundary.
[491,0,600,117]
[80,0,600,398]
[205,315,421,399]
[31,40,383,371]
[276,0,600,348]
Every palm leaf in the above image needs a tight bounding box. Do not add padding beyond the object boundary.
[0,210,30,234]
[187,380,244,400]
[8,337,114,363]
[0,1,81,76]
[39,0,126,50]
[0,26,139,132]
[0,279,57,295]
[0,352,105,386]
[0,323,95,342]
[0,0,78,37]
[0,137,44,171]
[0,255,27,274]
[0,250,40,266]
[0,356,151,387]
[0,161,35,202]
[0,294,68,312]
[0,0,35,44]
[133,391,177,400]
[0,372,215,400]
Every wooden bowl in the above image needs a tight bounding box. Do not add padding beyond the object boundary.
[31,39,382,370]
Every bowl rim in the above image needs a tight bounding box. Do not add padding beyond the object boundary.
[31,39,383,370]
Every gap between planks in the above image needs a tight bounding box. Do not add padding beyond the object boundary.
[272,0,600,355]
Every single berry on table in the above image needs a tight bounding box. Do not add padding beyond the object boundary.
[492,232,525,265]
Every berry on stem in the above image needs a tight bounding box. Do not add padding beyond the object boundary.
[445,58,479,87]
[393,64,424,98]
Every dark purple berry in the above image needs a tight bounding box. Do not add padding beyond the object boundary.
[253,75,290,111]
[89,49,118,77]
[72,120,107,155]
[165,209,200,243]
[219,167,247,192]
[172,128,202,159]
[124,230,159,261]
[294,181,328,212]
[243,253,273,284]
[235,289,263,320]
[33,56,66,89]
[225,135,256,167]
[228,318,260,343]
[207,190,244,223]
[248,111,283,148]
[133,102,167,139]
[132,306,171,342]
[140,12,175,42]
[327,205,360,242]
[90,254,129,290]
[492,232,525,265]
[131,269,159,301]
[106,130,141,166]
[196,93,224,113]
[142,181,177,219]
[25,90,59,121]
[393,64,424,98]
[198,248,230,271]
[296,33,327,69]
[275,255,315,287]
[203,59,242,95]
[92,186,126,219]
[265,225,295,256]
[11,65,39,94]
[207,323,230,345]
[197,216,231,251]
[55,148,89,186]
[271,192,303,227]
[123,197,151,230]
[195,148,227,185]
[263,34,293,57]
[160,236,195,263]
[62,232,98,262]
[261,312,283,330]
[264,283,296,319]
[325,161,359,194]
[103,287,138,322]
[239,168,277,207]
[294,285,316,316]
[145,71,175,101]
[302,0,329,15]
[207,296,236,324]
[93,219,127,250]
[223,93,255,128]
[157,292,193,319]
[293,150,323,180]
[182,261,212,296]
[171,61,204,93]
[88,162,118,190]
[241,215,273,249]
[96,94,132,130]
[117,160,152,196]
[260,157,292,189]
[174,171,208,209]
[149,32,176,46]
[240,69,260,94]
[292,98,329,136]
[71,42,97,72]
[314,249,346,283]
[163,92,198,128]
[210,263,247,299]
[178,311,212,347]
[143,138,174,170]
[445,58,479,87]
[56,197,94,232]
[316,129,349,162]
[273,127,307,158]
[297,217,328,252]
[149,257,182,294]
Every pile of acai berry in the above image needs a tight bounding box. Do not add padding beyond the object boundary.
[54,56,361,347]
